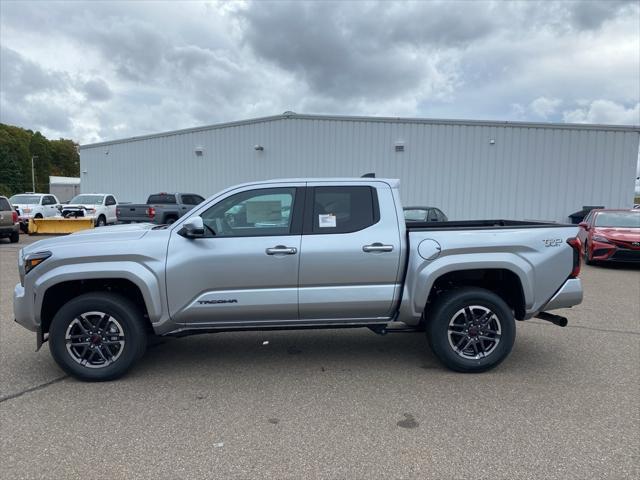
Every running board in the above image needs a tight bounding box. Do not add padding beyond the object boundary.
[368,322,423,335]
[535,312,568,327]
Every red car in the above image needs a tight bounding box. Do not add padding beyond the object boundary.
[578,209,640,264]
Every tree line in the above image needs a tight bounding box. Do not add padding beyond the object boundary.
[0,123,80,197]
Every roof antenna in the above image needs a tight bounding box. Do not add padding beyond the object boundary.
[361,172,376,178]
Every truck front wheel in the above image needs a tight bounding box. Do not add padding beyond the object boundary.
[426,287,516,373]
[48,293,147,381]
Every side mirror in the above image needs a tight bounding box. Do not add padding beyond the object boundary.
[578,222,589,230]
[178,216,205,238]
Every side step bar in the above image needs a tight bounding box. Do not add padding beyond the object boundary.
[535,312,568,327]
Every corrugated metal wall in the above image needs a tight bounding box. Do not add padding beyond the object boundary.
[80,116,640,222]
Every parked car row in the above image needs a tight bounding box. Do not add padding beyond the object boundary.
[8,192,119,231]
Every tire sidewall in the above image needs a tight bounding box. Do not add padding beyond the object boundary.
[427,288,516,372]
[96,215,106,227]
[49,293,146,381]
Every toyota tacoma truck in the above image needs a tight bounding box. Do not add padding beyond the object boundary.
[116,192,205,224]
[13,178,583,381]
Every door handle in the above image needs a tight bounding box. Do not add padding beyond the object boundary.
[362,243,394,253]
[266,245,298,255]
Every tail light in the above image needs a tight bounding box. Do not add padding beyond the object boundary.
[116,208,121,218]
[12,211,18,223]
[147,207,155,220]
[566,237,582,278]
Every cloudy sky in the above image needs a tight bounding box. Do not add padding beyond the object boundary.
[1,0,639,144]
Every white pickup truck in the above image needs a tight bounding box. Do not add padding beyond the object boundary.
[9,193,61,232]
[61,193,118,226]
[14,177,583,381]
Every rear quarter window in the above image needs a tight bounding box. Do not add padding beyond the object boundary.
[0,197,11,210]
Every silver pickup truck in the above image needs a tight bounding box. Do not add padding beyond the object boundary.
[14,178,583,381]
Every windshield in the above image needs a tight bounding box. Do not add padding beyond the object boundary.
[9,195,40,204]
[594,212,640,228]
[404,209,428,221]
[70,195,104,205]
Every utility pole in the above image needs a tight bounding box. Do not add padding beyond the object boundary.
[31,155,38,192]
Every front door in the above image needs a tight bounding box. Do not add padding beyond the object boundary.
[166,185,304,326]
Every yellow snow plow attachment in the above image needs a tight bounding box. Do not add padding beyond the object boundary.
[28,218,95,235]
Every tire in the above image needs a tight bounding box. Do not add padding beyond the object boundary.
[426,287,516,373]
[48,293,147,381]
[9,230,19,243]
[34,214,43,219]
[96,215,107,227]
[165,216,177,225]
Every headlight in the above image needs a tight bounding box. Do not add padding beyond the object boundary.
[592,235,611,244]
[24,251,52,275]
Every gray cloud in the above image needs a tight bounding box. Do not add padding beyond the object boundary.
[83,78,113,102]
[0,0,638,144]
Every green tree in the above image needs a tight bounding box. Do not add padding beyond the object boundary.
[0,123,79,196]
[50,139,80,177]
[29,132,52,192]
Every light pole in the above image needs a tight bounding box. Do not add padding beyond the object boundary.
[31,155,38,192]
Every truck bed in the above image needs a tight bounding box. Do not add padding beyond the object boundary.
[406,219,569,230]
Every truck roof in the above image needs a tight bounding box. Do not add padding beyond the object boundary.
[248,178,400,188]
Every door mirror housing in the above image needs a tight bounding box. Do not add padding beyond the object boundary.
[578,222,589,230]
[178,216,205,238]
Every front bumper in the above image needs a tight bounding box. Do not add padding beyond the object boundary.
[590,240,640,263]
[13,283,38,332]
[541,278,583,311]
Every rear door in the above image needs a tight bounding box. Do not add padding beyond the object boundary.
[298,182,402,321]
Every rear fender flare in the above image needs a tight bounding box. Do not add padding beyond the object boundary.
[408,253,533,317]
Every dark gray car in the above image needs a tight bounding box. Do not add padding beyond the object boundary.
[404,206,448,222]
[0,195,20,243]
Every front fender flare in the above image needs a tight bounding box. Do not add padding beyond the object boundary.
[33,262,164,324]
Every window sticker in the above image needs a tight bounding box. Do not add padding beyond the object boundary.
[318,213,336,228]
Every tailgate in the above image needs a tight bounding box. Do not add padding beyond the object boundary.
[117,204,151,221]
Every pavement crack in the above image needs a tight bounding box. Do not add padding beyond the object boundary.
[0,375,68,404]
[528,320,639,336]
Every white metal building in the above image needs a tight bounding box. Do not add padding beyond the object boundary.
[80,113,640,222]
[49,175,80,203]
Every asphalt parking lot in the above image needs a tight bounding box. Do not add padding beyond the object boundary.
[0,235,638,479]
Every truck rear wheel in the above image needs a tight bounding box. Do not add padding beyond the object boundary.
[426,287,515,373]
[48,293,147,381]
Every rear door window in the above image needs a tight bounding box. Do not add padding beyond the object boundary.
[309,186,378,234]
[0,197,11,210]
